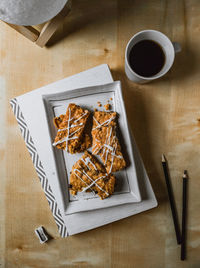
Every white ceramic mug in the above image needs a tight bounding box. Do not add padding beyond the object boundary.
[125,30,181,83]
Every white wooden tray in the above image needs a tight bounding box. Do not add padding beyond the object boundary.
[43,81,141,215]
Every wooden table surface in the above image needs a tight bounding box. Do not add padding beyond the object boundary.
[1,0,200,267]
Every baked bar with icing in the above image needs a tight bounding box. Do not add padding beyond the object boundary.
[92,111,126,173]
[70,151,115,199]
[53,103,91,154]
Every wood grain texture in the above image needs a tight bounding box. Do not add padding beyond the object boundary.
[1,0,200,267]
[4,24,40,42]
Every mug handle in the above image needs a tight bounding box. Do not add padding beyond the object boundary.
[172,42,181,53]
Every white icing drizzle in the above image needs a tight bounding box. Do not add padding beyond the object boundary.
[92,115,122,170]
[95,128,109,158]
[66,107,71,148]
[92,116,116,131]
[104,127,112,164]
[93,117,101,127]
[108,143,117,174]
[73,168,109,196]
[53,107,87,149]
[82,170,109,195]
[81,176,106,193]
[92,144,97,150]
[73,169,95,195]
[89,160,98,170]
[80,158,90,170]
[92,143,102,154]
[77,163,82,169]
[81,156,97,170]
[74,111,88,123]
[58,122,83,132]
[101,127,109,159]
[92,124,123,173]
[71,123,83,128]
[110,152,123,159]
[52,136,78,146]
[104,144,113,151]
[68,126,84,137]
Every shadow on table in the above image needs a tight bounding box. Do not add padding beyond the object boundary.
[46,0,136,47]
[111,68,167,206]
[132,135,149,201]
[170,43,198,84]
[147,43,198,86]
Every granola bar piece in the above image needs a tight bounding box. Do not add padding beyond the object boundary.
[53,103,91,154]
[92,111,126,173]
[70,151,115,199]
[92,111,116,154]
[92,111,116,130]
[99,126,126,173]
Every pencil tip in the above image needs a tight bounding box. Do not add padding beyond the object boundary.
[183,170,188,178]
[162,154,166,162]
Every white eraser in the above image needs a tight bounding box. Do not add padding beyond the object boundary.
[35,226,48,244]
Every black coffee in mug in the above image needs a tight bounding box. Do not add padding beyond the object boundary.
[129,40,165,77]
